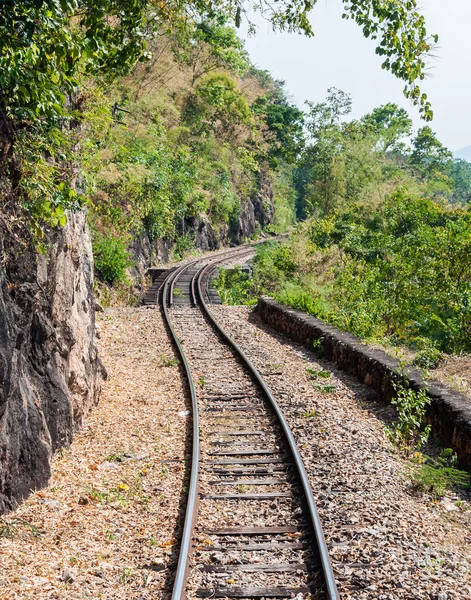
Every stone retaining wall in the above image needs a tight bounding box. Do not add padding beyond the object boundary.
[257,297,471,471]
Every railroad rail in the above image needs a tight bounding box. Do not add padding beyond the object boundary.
[156,246,339,600]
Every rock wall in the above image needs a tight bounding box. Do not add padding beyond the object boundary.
[0,210,104,513]
[232,170,274,243]
[129,235,172,284]
[257,297,471,471]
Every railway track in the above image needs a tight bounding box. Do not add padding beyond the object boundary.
[156,247,339,600]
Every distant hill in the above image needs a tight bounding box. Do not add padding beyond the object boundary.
[454,145,471,162]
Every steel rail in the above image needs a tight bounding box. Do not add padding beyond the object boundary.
[197,248,254,305]
[162,264,200,600]
[197,261,340,600]
[160,245,257,600]
[167,246,255,307]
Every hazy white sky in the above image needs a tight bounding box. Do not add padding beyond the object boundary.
[242,0,471,151]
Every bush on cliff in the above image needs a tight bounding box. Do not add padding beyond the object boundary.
[93,233,130,284]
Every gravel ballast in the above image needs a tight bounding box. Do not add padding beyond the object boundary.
[1,295,471,599]
[209,305,471,600]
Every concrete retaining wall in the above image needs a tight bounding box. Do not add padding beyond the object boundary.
[257,297,471,470]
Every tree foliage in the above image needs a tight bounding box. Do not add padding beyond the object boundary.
[340,0,436,119]
[185,73,252,134]
[247,192,471,355]
[86,30,299,254]
[295,89,467,223]
[0,0,436,125]
[306,192,471,353]
[410,126,453,179]
[222,0,437,117]
[0,0,439,266]
[177,16,250,85]
[251,83,305,167]
[0,0,147,121]
[240,89,471,358]
[296,89,384,218]
[361,103,412,151]
[450,159,471,204]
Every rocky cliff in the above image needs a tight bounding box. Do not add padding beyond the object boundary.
[232,170,274,243]
[0,210,103,514]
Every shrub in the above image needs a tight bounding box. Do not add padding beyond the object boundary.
[215,267,257,305]
[412,449,470,499]
[252,193,471,356]
[186,73,252,134]
[386,373,431,452]
[252,242,299,293]
[172,233,196,260]
[93,233,130,284]
[276,282,326,317]
[412,347,444,370]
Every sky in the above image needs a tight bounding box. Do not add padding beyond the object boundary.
[241,0,471,151]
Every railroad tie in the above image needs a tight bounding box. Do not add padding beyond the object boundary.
[207,478,289,485]
[201,492,293,500]
[195,586,311,598]
[198,541,309,551]
[202,564,309,573]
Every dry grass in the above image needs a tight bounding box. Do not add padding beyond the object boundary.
[364,339,471,404]
[95,281,142,308]
[365,339,417,365]
[114,30,271,136]
[365,339,471,401]
[434,355,471,400]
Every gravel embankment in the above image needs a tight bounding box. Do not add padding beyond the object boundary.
[0,307,188,599]
[210,305,471,600]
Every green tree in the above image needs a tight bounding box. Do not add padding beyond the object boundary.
[295,92,423,220]
[0,0,150,235]
[450,159,471,204]
[305,88,353,134]
[251,83,305,167]
[184,73,251,135]
[0,0,147,124]
[0,0,437,127]
[296,89,354,217]
[409,126,453,200]
[0,0,438,242]
[182,17,250,85]
[410,126,453,179]
[362,103,412,152]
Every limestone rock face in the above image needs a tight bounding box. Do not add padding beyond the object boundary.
[0,210,104,514]
[234,171,274,243]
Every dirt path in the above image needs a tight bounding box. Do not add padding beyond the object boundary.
[0,307,188,599]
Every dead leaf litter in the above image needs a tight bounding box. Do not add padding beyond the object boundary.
[0,307,188,599]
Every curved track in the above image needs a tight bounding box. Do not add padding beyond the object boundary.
[159,247,339,600]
